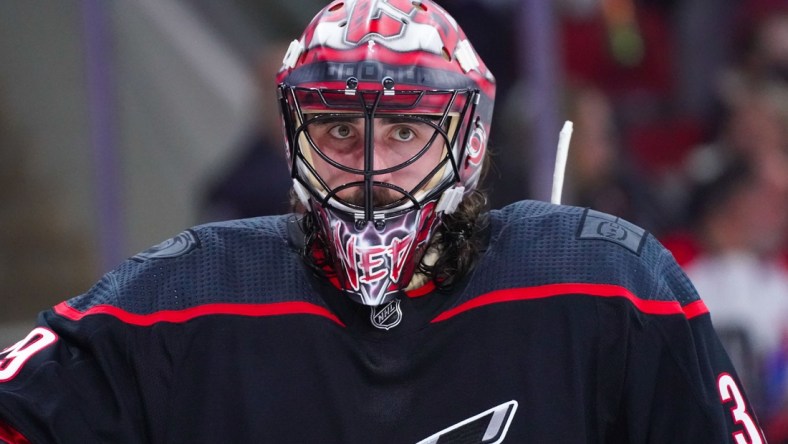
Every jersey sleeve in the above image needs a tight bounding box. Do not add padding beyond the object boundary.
[616,245,766,443]
[0,276,147,443]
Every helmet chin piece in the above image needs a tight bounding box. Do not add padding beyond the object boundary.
[312,199,441,306]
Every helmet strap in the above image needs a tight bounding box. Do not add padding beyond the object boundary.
[292,180,311,208]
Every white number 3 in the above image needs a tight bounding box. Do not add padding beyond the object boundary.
[0,327,58,383]
[718,373,763,444]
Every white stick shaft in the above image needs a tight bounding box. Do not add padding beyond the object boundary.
[551,121,573,204]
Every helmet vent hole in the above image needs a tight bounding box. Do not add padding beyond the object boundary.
[441,47,452,62]
[339,20,347,28]
[329,2,344,12]
[412,1,427,11]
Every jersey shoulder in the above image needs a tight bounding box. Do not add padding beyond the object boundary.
[474,200,699,305]
[63,214,322,315]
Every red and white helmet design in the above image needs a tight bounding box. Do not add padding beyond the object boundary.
[277,0,495,306]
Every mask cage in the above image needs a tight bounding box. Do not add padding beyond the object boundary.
[279,85,480,222]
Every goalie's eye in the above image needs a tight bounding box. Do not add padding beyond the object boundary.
[328,123,354,139]
[392,126,415,142]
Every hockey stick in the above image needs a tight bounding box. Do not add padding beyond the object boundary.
[550,120,574,204]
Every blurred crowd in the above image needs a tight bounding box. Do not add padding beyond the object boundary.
[202,0,788,439]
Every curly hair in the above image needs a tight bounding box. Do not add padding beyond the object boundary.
[293,187,490,293]
[415,189,489,290]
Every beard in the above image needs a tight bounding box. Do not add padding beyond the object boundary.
[344,186,404,207]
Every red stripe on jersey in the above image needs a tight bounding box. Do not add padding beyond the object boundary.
[431,283,709,323]
[0,420,31,444]
[53,301,346,327]
[681,299,709,319]
[405,280,435,298]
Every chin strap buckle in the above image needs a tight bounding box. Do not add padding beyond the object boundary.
[435,186,465,214]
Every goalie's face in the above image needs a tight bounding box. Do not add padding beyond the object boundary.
[280,85,478,221]
[304,114,447,210]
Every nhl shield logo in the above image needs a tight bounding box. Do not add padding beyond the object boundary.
[370,298,403,330]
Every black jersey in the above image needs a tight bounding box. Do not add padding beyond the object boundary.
[0,201,764,443]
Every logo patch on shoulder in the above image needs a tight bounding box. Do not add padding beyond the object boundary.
[370,298,403,330]
[578,209,646,254]
[132,230,200,262]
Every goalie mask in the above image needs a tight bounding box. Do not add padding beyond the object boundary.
[277,0,495,306]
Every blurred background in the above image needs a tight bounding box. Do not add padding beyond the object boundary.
[1,0,788,439]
